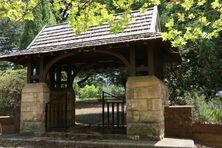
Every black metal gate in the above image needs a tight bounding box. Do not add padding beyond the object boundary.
[45,93,68,131]
[102,91,126,128]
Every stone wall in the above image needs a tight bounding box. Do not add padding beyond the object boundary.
[164,105,222,147]
[164,106,193,138]
[192,123,222,147]
[0,116,16,134]
[126,76,169,140]
[20,83,49,135]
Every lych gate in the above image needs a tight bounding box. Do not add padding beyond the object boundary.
[0,6,180,140]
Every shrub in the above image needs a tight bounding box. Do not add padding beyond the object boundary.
[102,85,125,97]
[79,84,99,99]
[184,91,222,122]
[0,68,26,115]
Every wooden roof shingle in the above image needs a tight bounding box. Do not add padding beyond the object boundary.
[0,6,161,59]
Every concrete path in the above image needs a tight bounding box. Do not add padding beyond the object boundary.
[0,134,196,148]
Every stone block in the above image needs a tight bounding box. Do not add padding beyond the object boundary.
[147,100,152,110]
[126,76,161,88]
[151,99,163,111]
[127,123,164,140]
[126,88,134,100]
[35,92,49,103]
[21,102,31,112]
[139,111,163,123]
[127,111,140,123]
[21,121,44,135]
[22,93,36,102]
[20,111,31,121]
[22,83,49,93]
[133,87,161,99]
[21,110,44,122]
[127,99,148,111]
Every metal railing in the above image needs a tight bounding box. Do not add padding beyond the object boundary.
[45,93,68,131]
[102,91,125,128]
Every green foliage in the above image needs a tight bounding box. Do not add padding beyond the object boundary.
[161,1,222,102]
[165,38,222,103]
[0,20,22,54]
[162,0,221,48]
[102,85,125,97]
[0,68,26,115]
[79,84,99,99]
[0,19,23,68]
[1,0,160,34]
[184,91,222,122]
[73,68,127,100]
[52,0,159,34]
[1,0,221,48]
[0,0,37,22]
[20,0,56,49]
[78,84,125,100]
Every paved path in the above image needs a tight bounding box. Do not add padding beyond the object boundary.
[76,101,103,125]
[0,134,196,148]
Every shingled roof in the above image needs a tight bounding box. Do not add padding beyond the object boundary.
[0,6,161,59]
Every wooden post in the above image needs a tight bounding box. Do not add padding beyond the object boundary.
[148,48,155,75]
[67,64,72,88]
[56,65,61,88]
[129,47,136,76]
[156,49,164,81]
[39,56,44,82]
[71,68,76,84]
[27,58,32,83]
[49,67,55,88]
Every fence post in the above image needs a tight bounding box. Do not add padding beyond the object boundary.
[102,92,105,127]
[45,104,48,131]
[65,91,68,131]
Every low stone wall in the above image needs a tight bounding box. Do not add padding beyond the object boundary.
[192,123,222,147]
[0,116,16,134]
[164,106,193,138]
[164,105,222,147]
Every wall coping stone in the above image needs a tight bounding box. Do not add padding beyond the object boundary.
[166,105,194,108]
[0,116,13,119]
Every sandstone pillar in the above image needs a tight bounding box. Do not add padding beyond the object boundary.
[20,83,49,135]
[126,76,169,140]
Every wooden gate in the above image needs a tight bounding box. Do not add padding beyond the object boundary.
[45,93,68,131]
[102,92,126,129]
